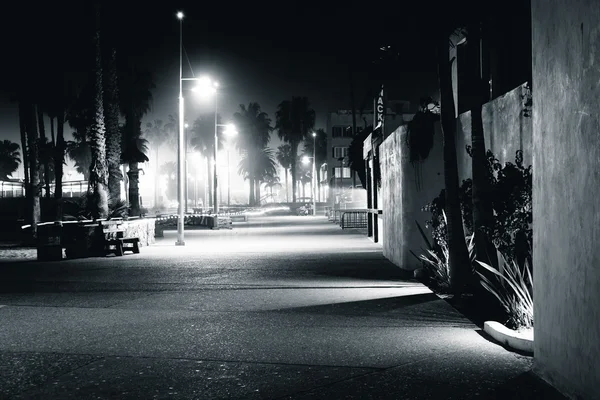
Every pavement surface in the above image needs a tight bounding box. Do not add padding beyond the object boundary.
[0,215,566,399]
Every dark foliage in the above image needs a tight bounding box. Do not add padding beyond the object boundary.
[424,149,532,266]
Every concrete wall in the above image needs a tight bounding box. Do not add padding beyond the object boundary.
[380,124,445,270]
[457,83,533,182]
[531,1,600,398]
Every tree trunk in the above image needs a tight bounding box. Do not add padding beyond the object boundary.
[127,163,140,216]
[55,109,66,219]
[37,105,51,199]
[18,102,30,198]
[103,47,122,203]
[122,164,129,204]
[255,179,261,205]
[285,168,289,202]
[154,146,159,207]
[248,178,255,206]
[437,37,470,295]
[291,142,298,203]
[88,29,109,219]
[25,101,41,238]
[468,23,498,272]
[50,116,56,147]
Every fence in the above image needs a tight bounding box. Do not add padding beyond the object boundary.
[340,210,369,229]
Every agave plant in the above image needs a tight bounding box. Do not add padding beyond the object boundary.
[476,252,533,330]
[412,210,476,291]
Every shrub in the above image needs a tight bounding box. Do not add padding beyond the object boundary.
[476,251,533,330]
[412,211,476,292]
[423,149,532,266]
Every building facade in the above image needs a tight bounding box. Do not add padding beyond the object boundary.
[322,103,413,206]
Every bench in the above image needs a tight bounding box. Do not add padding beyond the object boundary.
[102,224,140,257]
[106,236,140,256]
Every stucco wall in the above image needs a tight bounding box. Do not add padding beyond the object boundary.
[380,124,445,270]
[531,1,600,399]
[457,83,533,182]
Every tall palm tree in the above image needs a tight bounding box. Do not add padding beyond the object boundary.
[144,119,170,207]
[437,31,471,294]
[190,112,223,208]
[301,128,327,201]
[466,21,497,272]
[103,47,122,202]
[275,97,315,203]
[24,100,41,236]
[87,26,110,219]
[233,102,273,205]
[275,144,292,202]
[118,62,153,216]
[0,140,21,181]
[262,174,281,202]
[237,146,277,205]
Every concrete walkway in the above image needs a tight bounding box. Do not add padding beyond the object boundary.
[0,216,564,399]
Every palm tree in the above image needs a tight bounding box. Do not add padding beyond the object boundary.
[118,62,153,216]
[23,100,41,237]
[465,21,497,272]
[301,128,327,201]
[87,27,110,219]
[237,146,277,205]
[275,144,292,202]
[233,102,273,205]
[144,119,169,207]
[262,174,281,202]
[275,97,315,203]
[437,31,472,294]
[190,112,223,208]
[103,47,122,202]
[0,140,21,181]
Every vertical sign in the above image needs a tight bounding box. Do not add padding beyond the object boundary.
[373,85,385,137]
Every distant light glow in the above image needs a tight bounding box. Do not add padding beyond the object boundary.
[223,123,238,136]
[312,132,317,137]
[302,155,310,165]
[192,76,218,97]
[176,11,184,19]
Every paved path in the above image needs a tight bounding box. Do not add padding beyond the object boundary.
[0,216,564,399]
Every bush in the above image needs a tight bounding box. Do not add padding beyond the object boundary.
[423,149,532,266]
[476,251,533,330]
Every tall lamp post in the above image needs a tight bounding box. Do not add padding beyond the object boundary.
[184,122,189,214]
[176,11,185,246]
[312,131,317,214]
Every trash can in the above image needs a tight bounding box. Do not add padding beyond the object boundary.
[37,221,63,261]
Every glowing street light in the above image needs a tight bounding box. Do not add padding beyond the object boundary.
[176,10,185,246]
[301,134,317,216]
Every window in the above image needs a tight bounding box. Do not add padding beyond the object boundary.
[333,167,352,178]
[355,126,363,135]
[332,126,344,137]
[332,147,349,159]
[343,126,353,137]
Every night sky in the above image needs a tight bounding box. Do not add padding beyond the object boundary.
[0,1,458,147]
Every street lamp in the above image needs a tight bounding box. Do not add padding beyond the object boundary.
[176,10,185,246]
[302,148,317,216]
[312,131,317,214]
[191,77,219,214]
[184,122,189,214]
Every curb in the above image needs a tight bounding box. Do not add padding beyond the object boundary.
[484,321,534,354]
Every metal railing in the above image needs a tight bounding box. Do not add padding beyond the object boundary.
[340,210,369,229]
